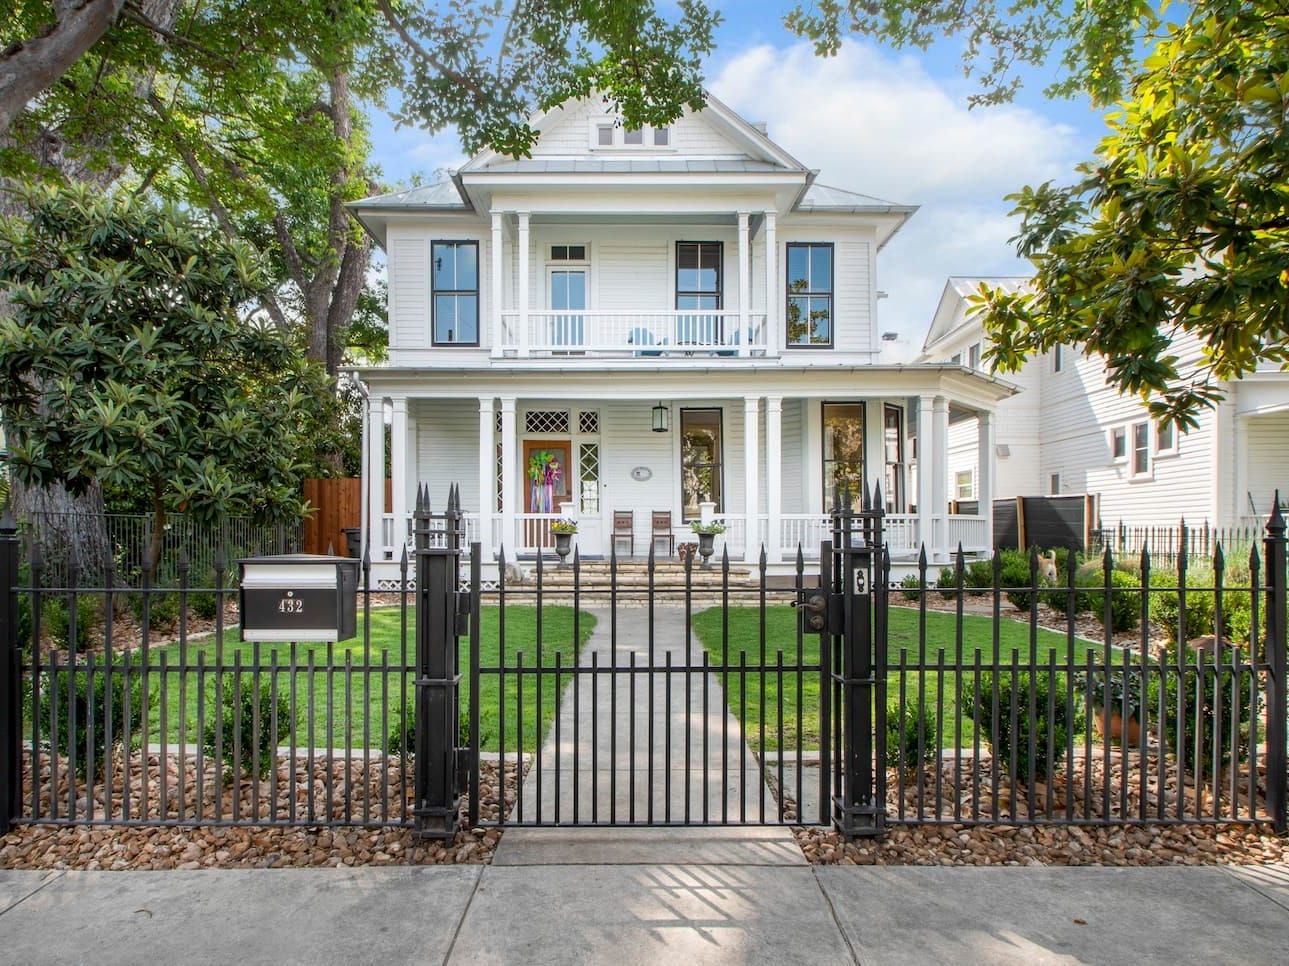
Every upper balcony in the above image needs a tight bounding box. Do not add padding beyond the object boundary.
[496,310,768,358]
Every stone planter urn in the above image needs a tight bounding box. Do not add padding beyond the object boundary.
[554,531,574,567]
[696,531,716,568]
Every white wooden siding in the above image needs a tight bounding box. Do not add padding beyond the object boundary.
[516,99,750,159]
[388,236,428,349]
[1245,411,1289,519]
[781,399,804,513]
[1038,340,1219,527]
[413,401,481,511]
[776,225,873,355]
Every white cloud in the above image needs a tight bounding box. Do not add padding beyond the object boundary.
[710,42,1083,344]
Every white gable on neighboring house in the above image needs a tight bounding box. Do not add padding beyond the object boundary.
[920,277,1289,532]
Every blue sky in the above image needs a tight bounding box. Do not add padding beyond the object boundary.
[366,2,1114,355]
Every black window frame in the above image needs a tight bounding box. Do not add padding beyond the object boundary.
[675,241,723,310]
[680,407,724,520]
[822,401,865,509]
[786,242,835,348]
[431,240,480,346]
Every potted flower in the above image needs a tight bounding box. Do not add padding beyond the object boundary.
[550,517,578,566]
[689,520,726,568]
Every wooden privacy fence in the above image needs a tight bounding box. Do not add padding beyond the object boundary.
[302,478,361,556]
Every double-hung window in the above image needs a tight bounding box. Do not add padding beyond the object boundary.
[676,242,722,345]
[786,243,833,347]
[432,241,479,345]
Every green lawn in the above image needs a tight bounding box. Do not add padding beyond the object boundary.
[91,605,594,755]
[691,604,1112,753]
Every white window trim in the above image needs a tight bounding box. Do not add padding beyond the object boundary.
[1109,425,1128,464]
[1155,419,1179,458]
[587,118,676,151]
[1128,419,1152,480]
[954,468,975,500]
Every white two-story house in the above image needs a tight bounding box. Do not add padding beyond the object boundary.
[349,95,1014,582]
[922,276,1289,533]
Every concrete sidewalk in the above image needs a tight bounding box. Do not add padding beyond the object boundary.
[2,839,1287,965]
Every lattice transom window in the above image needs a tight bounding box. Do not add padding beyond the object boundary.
[525,410,570,434]
[578,410,600,435]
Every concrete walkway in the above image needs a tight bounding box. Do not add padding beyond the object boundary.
[2,858,1287,964]
[509,606,775,829]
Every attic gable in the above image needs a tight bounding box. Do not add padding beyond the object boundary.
[461,94,807,173]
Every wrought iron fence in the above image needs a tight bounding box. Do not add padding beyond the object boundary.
[17,512,302,587]
[1090,520,1261,570]
[0,498,1285,838]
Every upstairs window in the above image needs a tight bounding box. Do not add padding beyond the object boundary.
[590,122,674,149]
[623,128,643,145]
[1110,426,1127,461]
[968,342,982,370]
[676,242,722,310]
[1156,420,1177,456]
[786,243,833,347]
[432,241,479,345]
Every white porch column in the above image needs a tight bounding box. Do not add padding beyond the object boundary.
[517,212,530,358]
[744,396,760,562]
[390,397,409,555]
[490,212,504,357]
[763,212,777,357]
[367,395,386,558]
[499,396,518,560]
[478,397,495,554]
[917,395,934,559]
[977,409,995,551]
[933,395,950,558]
[737,211,751,356]
[766,395,783,563]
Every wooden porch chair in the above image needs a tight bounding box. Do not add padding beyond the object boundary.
[651,511,675,556]
[612,511,634,556]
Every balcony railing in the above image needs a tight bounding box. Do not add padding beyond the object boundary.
[498,310,768,357]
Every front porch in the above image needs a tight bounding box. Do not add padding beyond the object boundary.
[352,369,1008,585]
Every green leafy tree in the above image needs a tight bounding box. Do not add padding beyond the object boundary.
[0,184,331,566]
[785,0,1160,107]
[975,5,1289,427]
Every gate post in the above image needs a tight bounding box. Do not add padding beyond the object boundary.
[0,511,20,833]
[831,485,887,838]
[1265,498,1287,834]
[413,485,464,840]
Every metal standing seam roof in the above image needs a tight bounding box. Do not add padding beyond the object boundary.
[353,176,913,214]
[355,181,469,209]
[797,183,914,212]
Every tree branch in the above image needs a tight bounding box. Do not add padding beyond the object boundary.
[0,0,127,137]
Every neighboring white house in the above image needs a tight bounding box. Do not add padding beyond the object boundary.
[348,95,1014,583]
[920,276,1289,531]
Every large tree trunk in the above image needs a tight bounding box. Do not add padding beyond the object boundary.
[10,479,116,586]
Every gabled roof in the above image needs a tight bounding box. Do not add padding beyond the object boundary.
[459,92,809,174]
[922,276,1029,354]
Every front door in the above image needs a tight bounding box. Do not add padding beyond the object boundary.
[523,440,572,551]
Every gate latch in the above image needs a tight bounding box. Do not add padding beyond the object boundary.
[454,590,472,636]
[793,590,828,632]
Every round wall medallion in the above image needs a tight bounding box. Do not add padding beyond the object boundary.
[630,466,652,482]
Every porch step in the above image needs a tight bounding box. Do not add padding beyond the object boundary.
[503,561,778,605]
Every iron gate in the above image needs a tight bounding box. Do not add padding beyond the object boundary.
[409,487,888,837]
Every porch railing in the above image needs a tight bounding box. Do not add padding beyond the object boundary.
[499,310,768,357]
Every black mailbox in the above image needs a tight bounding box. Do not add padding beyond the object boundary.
[239,554,359,642]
